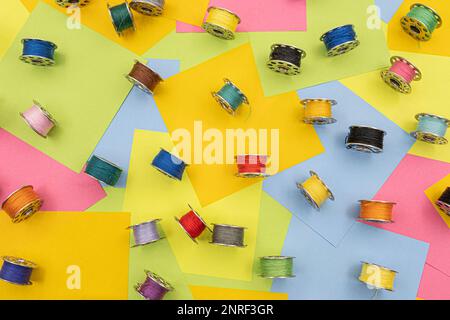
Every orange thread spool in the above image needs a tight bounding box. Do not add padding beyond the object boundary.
[358,200,396,223]
[2,186,42,223]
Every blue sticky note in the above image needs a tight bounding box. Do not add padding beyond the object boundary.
[263,81,414,246]
[91,59,179,188]
[375,0,404,22]
[272,218,429,299]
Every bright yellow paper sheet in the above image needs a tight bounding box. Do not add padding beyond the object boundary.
[425,174,450,228]
[340,50,450,164]
[123,130,263,281]
[388,0,450,57]
[154,44,324,206]
[190,286,288,300]
[0,211,130,300]
[0,1,28,60]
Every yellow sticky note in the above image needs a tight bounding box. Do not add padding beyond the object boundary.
[0,0,28,60]
[340,50,450,164]
[124,130,263,281]
[388,0,450,57]
[424,174,450,228]
[154,44,324,206]
[21,0,175,55]
[0,211,130,300]
[190,286,288,300]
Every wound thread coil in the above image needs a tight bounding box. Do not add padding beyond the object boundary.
[126,60,163,95]
[301,98,337,125]
[345,125,387,153]
[359,262,397,292]
[128,219,164,247]
[135,270,174,300]
[358,200,396,223]
[20,38,57,66]
[107,1,136,36]
[259,256,295,279]
[236,155,268,178]
[210,224,246,248]
[401,3,442,41]
[84,155,123,186]
[320,24,359,57]
[212,78,249,115]
[297,170,334,210]
[410,113,449,145]
[55,0,91,8]
[2,186,42,223]
[436,187,450,216]
[130,0,164,16]
[0,256,37,285]
[175,205,211,243]
[151,148,187,181]
[267,44,306,76]
[381,56,421,94]
[202,7,241,40]
[20,101,57,138]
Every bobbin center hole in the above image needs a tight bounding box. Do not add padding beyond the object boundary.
[213,28,224,35]
[410,25,421,34]
[390,78,401,88]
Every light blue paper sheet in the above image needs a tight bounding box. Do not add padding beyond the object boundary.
[375,0,404,22]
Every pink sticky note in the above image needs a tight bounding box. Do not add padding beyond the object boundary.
[367,154,450,276]
[177,0,307,33]
[0,129,105,211]
[418,264,450,300]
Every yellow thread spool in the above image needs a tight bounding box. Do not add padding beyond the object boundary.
[358,200,396,223]
[301,99,337,125]
[359,262,397,292]
[202,7,241,40]
[297,171,334,210]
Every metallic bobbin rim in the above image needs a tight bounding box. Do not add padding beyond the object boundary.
[358,200,396,223]
[266,44,306,76]
[125,59,163,95]
[20,38,57,66]
[175,204,211,244]
[127,218,164,247]
[436,200,450,216]
[320,25,359,57]
[20,100,57,138]
[135,270,174,299]
[390,56,422,80]
[151,148,186,181]
[410,113,450,145]
[411,3,442,28]
[1,185,42,224]
[345,125,386,154]
[297,170,334,211]
[107,1,136,36]
[210,223,247,248]
[359,261,398,292]
[301,98,338,125]
[129,0,164,16]
[211,78,249,116]
[0,256,37,285]
[55,0,91,8]
[259,256,296,278]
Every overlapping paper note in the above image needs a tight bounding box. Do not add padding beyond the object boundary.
[425,174,450,228]
[0,0,28,60]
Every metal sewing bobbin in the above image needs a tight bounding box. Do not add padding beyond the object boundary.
[212,78,249,115]
[358,261,397,297]
[320,24,360,57]
[20,100,57,138]
[381,56,422,94]
[130,0,164,16]
[0,256,37,285]
[301,98,337,125]
[235,155,269,178]
[107,1,136,36]
[175,205,211,243]
[128,219,164,247]
[135,270,174,300]
[20,38,57,66]
[436,187,450,216]
[297,170,334,211]
[345,126,387,153]
[400,3,442,41]
[151,148,187,181]
[266,44,306,76]
[202,7,241,40]
[126,60,163,95]
[358,200,396,223]
[2,185,42,223]
[55,0,91,8]
[210,224,247,248]
[410,113,450,145]
[259,256,296,279]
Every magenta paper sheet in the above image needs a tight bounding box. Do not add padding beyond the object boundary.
[176,0,307,33]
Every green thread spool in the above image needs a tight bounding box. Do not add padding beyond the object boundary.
[108,1,136,36]
[84,155,123,187]
[211,78,249,115]
[400,3,442,41]
[259,256,295,279]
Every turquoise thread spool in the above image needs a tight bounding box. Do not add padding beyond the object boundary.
[107,1,136,36]
[400,3,442,41]
[84,155,123,186]
[410,113,450,145]
[259,256,295,279]
[211,79,249,115]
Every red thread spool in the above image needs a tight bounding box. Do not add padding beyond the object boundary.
[236,155,268,178]
[175,205,211,243]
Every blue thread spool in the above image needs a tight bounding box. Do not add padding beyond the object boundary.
[152,148,187,181]
[410,113,450,145]
[20,38,57,66]
[212,79,249,115]
[0,256,37,285]
[320,24,360,57]
[84,155,123,186]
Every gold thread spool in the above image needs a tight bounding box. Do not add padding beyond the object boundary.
[358,200,396,223]
[301,99,337,125]
[297,171,334,210]
[358,262,397,292]
[202,7,241,40]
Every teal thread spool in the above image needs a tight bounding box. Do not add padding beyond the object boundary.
[84,155,123,186]
[259,256,295,279]
[212,79,249,115]
[400,3,442,41]
[108,1,136,36]
[410,113,450,145]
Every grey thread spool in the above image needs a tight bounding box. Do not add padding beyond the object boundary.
[130,0,165,16]
[210,224,246,248]
[128,219,164,247]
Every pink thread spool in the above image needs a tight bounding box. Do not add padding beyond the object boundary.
[20,101,57,138]
[381,56,421,94]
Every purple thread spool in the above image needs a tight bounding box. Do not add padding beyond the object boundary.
[128,219,163,247]
[135,270,174,300]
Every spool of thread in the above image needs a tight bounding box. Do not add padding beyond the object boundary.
[151,148,187,181]
[130,0,164,16]
[20,38,57,66]
[320,24,359,57]
[297,170,334,210]
[400,3,442,41]
[135,270,174,300]
[0,256,37,285]
[128,219,164,247]
[202,7,241,40]
[436,187,450,216]
[359,262,397,292]
[345,126,387,153]
[235,155,268,178]
[381,56,422,94]
[301,99,338,125]
[212,79,249,115]
[20,101,57,138]
[175,205,211,243]
[126,60,163,95]
[259,256,295,279]
[107,1,136,36]
[84,155,123,186]
[358,200,396,223]
[267,44,306,76]
[210,224,246,248]
[2,186,42,223]
[55,0,91,8]
[410,113,449,145]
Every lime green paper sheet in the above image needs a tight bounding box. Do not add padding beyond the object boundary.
[0,3,136,171]
[0,1,28,60]
[87,187,126,212]
[250,0,390,96]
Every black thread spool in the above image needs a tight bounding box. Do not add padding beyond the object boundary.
[267,44,306,76]
[345,126,387,153]
[436,187,450,216]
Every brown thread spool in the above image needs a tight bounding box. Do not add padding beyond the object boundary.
[126,60,163,95]
[2,186,42,223]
